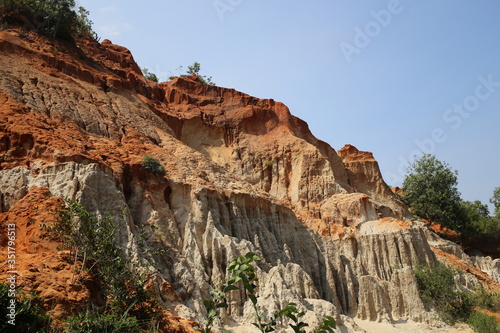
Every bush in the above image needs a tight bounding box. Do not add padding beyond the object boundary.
[473,287,500,313]
[66,306,141,333]
[414,262,474,324]
[142,68,159,83]
[0,0,97,40]
[0,282,52,332]
[467,311,500,333]
[142,155,165,175]
[51,201,161,327]
[169,62,215,85]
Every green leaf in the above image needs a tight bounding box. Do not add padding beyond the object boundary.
[208,309,217,319]
[316,315,336,332]
[216,302,228,308]
[248,293,258,305]
[246,252,261,261]
[223,284,240,293]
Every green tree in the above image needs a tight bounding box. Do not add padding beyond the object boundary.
[490,186,500,218]
[0,0,97,39]
[461,200,496,235]
[401,154,467,232]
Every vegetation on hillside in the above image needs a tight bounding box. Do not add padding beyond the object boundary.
[401,154,500,245]
[142,154,165,175]
[414,262,500,332]
[401,154,466,232]
[0,282,53,332]
[414,262,474,324]
[141,68,159,83]
[44,200,162,332]
[0,0,97,40]
[403,156,500,331]
[169,61,216,85]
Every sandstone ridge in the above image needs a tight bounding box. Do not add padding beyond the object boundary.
[1,28,498,332]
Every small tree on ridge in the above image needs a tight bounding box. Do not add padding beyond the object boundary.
[401,154,468,232]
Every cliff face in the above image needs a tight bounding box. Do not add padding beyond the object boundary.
[0,28,498,332]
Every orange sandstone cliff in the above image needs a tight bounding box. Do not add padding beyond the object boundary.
[0,28,499,332]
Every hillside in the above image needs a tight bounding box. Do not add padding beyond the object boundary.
[0,27,499,332]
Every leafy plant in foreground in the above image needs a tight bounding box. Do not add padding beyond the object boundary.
[0,282,52,332]
[196,252,336,333]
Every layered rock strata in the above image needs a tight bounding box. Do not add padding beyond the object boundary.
[0,29,496,332]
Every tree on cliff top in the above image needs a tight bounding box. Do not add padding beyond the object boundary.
[0,0,97,40]
[491,186,500,218]
[401,154,468,232]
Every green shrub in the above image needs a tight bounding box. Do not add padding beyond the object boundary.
[66,306,141,333]
[0,0,97,40]
[0,282,52,332]
[473,287,500,313]
[142,68,159,83]
[142,155,165,175]
[467,311,500,333]
[414,262,474,324]
[169,62,215,85]
[51,201,161,327]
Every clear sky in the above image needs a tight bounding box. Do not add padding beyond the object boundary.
[78,0,500,212]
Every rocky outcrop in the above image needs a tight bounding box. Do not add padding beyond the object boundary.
[338,144,406,219]
[470,255,500,284]
[0,28,495,332]
[0,162,436,330]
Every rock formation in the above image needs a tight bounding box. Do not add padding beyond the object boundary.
[0,28,498,332]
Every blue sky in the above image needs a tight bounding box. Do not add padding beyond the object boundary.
[79,0,500,212]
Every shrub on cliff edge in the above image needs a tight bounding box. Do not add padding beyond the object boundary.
[0,0,97,40]
[168,61,216,86]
